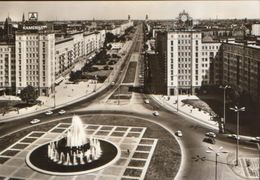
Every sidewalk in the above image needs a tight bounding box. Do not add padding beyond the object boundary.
[150,94,219,130]
[0,40,133,121]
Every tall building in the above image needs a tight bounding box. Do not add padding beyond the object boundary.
[157,31,221,95]
[154,11,222,95]
[0,42,15,94]
[15,32,55,96]
[252,24,260,36]
[222,41,260,104]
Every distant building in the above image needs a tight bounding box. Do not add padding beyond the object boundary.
[252,24,260,36]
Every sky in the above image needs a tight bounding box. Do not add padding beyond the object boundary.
[0,1,259,21]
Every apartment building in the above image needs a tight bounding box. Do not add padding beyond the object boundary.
[15,32,55,96]
[0,42,15,94]
[157,31,221,95]
[222,41,260,103]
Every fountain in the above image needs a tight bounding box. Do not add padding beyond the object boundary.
[26,115,120,176]
[47,115,102,166]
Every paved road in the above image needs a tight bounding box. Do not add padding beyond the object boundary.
[0,23,258,180]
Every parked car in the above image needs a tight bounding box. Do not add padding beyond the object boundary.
[228,134,240,140]
[45,111,53,115]
[153,111,159,116]
[205,132,216,138]
[30,119,40,124]
[203,137,216,144]
[58,110,66,115]
[176,130,183,137]
[144,99,150,104]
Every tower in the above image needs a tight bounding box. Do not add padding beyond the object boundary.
[128,15,130,21]
[22,13,25,24]
[145,14,149,21]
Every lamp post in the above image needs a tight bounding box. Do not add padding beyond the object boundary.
[173,74,179,112]
[206,146,228,180]
[257,142,260,180]
[219,85,231,128]
[230,106,245,166]
[93,74,97,92]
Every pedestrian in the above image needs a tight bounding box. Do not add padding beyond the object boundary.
[190,109,192,113]
[127,149,130,154]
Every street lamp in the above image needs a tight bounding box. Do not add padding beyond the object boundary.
[219,85,231,130]
[257,142,260,180]
[230,106,245,166]
[93,75,98,92]
[173,74,179,112]
[206,146,228,180]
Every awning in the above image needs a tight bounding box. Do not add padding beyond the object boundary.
[0,88,6,91]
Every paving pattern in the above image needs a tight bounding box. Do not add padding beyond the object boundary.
[0,123,157,180]
[239,157,259,178]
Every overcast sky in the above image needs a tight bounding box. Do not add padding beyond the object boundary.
[0,1,259,21]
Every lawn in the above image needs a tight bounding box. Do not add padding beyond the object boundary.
[123,61,137,83]
[182,99,218,117]
[109,85,132,99]
[0,100,21,114]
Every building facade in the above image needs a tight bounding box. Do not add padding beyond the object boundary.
[15,32,55,96]
[157,30,221,95]
[0,29,107,96]
[0,43,15,94]
[222,41,260,104]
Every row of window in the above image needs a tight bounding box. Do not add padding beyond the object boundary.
[170,34,200,38]
[202,45,219,50]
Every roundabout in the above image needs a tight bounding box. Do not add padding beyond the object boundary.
[0,113,181,179]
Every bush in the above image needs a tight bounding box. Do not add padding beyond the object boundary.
[69,70,83,81]
[108,60,117,65]
[103,65,109,70]
[112,54,121,58]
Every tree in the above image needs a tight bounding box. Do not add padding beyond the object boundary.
[105,32,116,44]
[69,70,82,81]
[106,44,112,50]
[19,85,39,104]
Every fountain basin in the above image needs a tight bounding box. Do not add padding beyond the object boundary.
[26,139,120,176]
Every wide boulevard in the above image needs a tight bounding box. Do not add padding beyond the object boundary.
[0,23,258,180]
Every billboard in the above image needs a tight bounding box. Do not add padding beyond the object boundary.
[28,12,38,21]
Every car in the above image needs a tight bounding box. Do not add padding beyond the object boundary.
[58,110,66,115]
[255,137,260,141]
[153,111,159,116]
[30,119,40,124]
[205,132,216,138]
[228,134,241,140]
[144,99,150,104]
[203,137,216,144]
[45,111,53,115]
[176,130,183,137]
